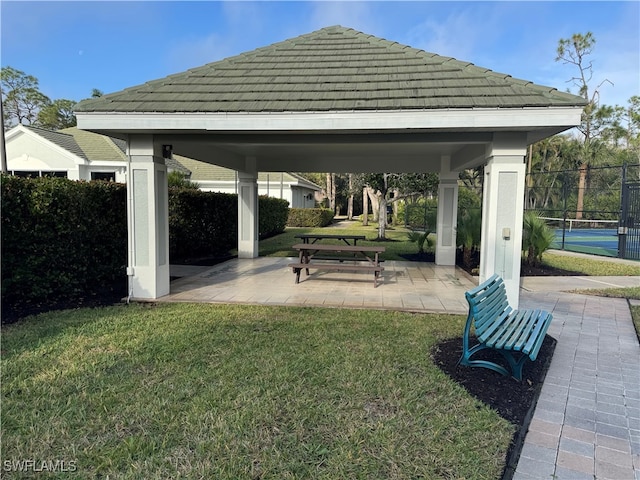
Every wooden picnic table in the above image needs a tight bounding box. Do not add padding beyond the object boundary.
[293,233,367,246]
[288,243,385,287]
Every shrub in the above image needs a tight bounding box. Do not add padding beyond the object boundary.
[400,198,437,229]
[1,175,127,322]
[287,208,334,227]
[167,171,198,189]
[522,211,555,267]
[168,188,237,259]
[407,230,433,253]
[456,209,482,269]
[259,196,289,238]
[2,176,290,322]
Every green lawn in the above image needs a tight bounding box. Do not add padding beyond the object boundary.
[542,252,640,276]
[2,303,513,479]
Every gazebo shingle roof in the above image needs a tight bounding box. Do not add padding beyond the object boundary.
[75,25,586,114]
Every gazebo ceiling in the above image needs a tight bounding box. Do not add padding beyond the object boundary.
[75,25,586,173]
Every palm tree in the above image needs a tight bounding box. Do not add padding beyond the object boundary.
[456,210,481,269]
[522,211,555,267]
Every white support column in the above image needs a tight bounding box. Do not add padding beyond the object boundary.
[479,133,527,308]
[436,155,459,265]
[237,157,259,258]
[126,135,170,299]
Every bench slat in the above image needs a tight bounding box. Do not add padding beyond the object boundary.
[478,309,513,347]
[493,310,536,350]
[474,294,510,333]
[523,312,553,359]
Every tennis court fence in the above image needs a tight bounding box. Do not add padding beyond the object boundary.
[525,164,640,260]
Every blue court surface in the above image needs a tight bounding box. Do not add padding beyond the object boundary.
[551,228,619,257]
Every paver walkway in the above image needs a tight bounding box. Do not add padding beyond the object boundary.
[515,291,639,480]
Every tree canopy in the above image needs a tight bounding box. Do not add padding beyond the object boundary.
[1,66,82,130]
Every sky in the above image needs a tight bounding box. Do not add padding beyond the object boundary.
[1,1,638,109]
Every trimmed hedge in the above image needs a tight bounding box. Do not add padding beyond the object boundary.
[168,188,238,260]
[287,208,334,227]
[1,175,128,321]
[169,191,289,259]
[2,177,290,321]
[259,196,289,238]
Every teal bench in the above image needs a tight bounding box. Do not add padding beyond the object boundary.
[459,274,553,381]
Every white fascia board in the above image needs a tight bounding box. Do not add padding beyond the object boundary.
[76,107,584,132]
[86,160,128,168]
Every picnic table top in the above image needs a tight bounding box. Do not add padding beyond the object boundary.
[292,243,385,253]
[294,233,366,239]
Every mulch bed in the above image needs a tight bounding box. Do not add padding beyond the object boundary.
[432,335,557,479]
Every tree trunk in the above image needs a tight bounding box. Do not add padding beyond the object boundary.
[366,187,379,221]
[576,163,587,220]
[331,173,337,214]
[377,194,387,239]
[347,174,354,220]
[362,186,368,226]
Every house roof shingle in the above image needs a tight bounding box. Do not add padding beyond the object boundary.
[174,155,320,190]
[25,125,88,160]
[58,127,127,161]
[75,25,586,115]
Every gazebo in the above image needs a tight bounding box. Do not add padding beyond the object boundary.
[75,26,586,307]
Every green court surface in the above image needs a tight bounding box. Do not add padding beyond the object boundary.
[552,228,619,257]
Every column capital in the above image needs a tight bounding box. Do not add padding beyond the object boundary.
[486,132,528,159]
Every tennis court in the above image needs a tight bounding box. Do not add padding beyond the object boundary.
[540,217,619,257]
[551,227,619,257]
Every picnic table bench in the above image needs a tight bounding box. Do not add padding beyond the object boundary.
[458,274,553,381]
[294,233,366,246]
[288,243,385,287]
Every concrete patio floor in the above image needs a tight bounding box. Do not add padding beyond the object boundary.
[165,257,475,314]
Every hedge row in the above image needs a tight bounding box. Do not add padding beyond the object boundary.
[287,208,334,227]
[1,176,290,322]
[168,189,238,260]
[1,175,128,321]
[169,190,289,259]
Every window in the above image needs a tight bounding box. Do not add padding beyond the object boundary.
[10,171,67,178]
[12,171,38,178]
[91,172,116,182]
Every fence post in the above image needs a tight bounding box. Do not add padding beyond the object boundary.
[561,170,569,250]
[618,163,627,259]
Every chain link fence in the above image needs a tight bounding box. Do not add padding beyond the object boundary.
[525,163,640,258]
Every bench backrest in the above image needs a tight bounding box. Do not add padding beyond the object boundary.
[464,274,512,337]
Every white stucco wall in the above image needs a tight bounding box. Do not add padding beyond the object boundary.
[196,180,317,208]
[6,131,80,178]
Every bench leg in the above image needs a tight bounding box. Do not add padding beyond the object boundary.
[459,343,529,381]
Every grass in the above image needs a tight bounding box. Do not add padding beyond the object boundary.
[541,251,639,276]
[632,306,640,340]
[1,303,513,480]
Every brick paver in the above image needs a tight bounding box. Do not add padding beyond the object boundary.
[514,292,640,480]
